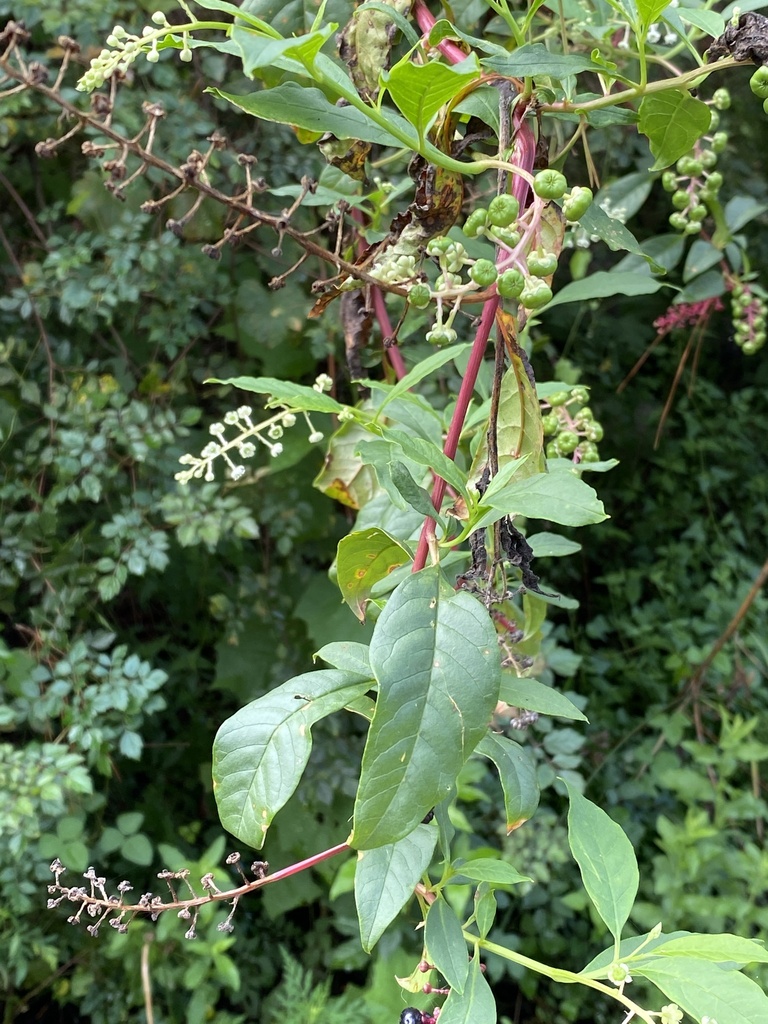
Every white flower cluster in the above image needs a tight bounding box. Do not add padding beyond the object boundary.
[76,12,190,92]
[176,376,333,485]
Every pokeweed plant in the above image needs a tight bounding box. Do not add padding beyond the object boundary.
[23,0,768,1022]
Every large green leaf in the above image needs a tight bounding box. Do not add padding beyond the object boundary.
[382,57,481,138]
[482,44,612,80]
[213,669,370,848]
[647,933,768,965]
[437,956,496,1024]
[499,676,588,722]
[231,24,336,77]
[452,858,530,886]
[484,467,607,527]
[238,0,355,35]
[209,85,406,146]
[336,527,411,621]
[314,420,379,510]
[578,203,665,272]
[425,897,469,994]
[565,782,639,944]
[477,732,539,832]
[636,958,768,1024]
[638,90,711,171]
[543,271,668,309]
[355,823,437,952]
[351,567,501,848]
[470,354,545,484]
[207,375,345,413]
[636,0,672,24]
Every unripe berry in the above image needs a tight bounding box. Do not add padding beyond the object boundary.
[426,325,457,345]
[547,391,570,407]
[556,431,579,455]
[570,387,589,404]
[700,150,717,170]
[463,208,488,238]
[542,412,560,436]
[488,194,520,228]
[469,259,498,287]
[689,204,707,223]
[533,169,568,200]
[519,279,553,309]
[712,88,731,110]
[706,170,723,191]
[661,171,678,192]
[669,212,688,231]
[408,283,431,308]
[672,190,690,210]
[750,65,768,99]
[527,250,559,277]
[562,185,594,221]
[497,268,525,299]
[711,132,728,154]
[676,155,703,177]
[491,226,522,248]
[426,236,452,257]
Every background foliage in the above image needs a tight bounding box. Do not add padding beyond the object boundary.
[1,1,767,1023]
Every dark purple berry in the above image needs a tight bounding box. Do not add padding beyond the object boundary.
[400,1010,424,1024]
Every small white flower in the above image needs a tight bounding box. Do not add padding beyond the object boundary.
[660,1005,683,1024]
[237,406,252,419]
[647,23,661,43]
[151,11,169,25]
[308,431,324,444]
[313,373,333,393]
[200,442,220,458]
[224,411,240,425]
[209,422,225,437]
[270,443,283,457]
[607,962,632,986]
[618,25,631,49]
[282,412,297,427]
[230,465,246,481]
[239,442,256,459]
[267,424,284,440]
[664,30,677,45]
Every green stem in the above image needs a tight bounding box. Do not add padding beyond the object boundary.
[472,934,657,1024]
[540,56,744,115]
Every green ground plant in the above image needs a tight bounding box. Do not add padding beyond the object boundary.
[2,1,768,1023]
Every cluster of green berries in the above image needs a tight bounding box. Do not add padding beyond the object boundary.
[730,279,767,355]
[542,387,603,463]
[77,12,188,91]
[749,66,768,115]
[370,251,419,286]
[660,93,729,234]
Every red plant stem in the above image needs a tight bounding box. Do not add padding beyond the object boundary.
[262,842,350,885]
[413,0,468,64]
[372,286,408,379]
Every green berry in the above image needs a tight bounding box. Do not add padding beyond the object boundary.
[706,170,723,191]
[750,65,768,100]
[426,325,457,345]
[585,422,604,442]
[576,405,593,421]
[763,97,768,116]
[463,208,489,238]
[708,109,720,130]
[542,412,560,436]
[408,283,431,309]
[547,390,570,407]
[676,155,703,177]
[579,444,601,463]
[711,132,728,154]
[669,212,687,231]
[469,259,498,287]
[527,250,559,278]
[519,279,553,309]
[672,190,690,211]
[533,169,568,201]
[491,226,522,248]
[712,88,731,110]
[497,268,525,299]
[426,236,451,256]
[689,204,707,223]
[556,431,579,455]
[545,440,560,459]
[700,150,717,170]
[661,171,678,192]
[488,194,520,228]
[562,185,593,221]
[570,386,589,405]
[684,221,702,235]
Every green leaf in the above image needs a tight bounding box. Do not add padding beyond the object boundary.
[231,24,336,76]
[314,420,379,510]
[638,90,711,171]
[121,833,153,866]
[315,641,372,677]
[371,344,471,418]
[454,86,500,136]
[485,467,608,527]
[482,44,612,80]
[425,897,469,994]
[477,732,540,832]
[437,956,496,1024]
[390,463,439,520]
[213,669,370,848]
[677,8,725,37]
[382,57,481,139]
[578,203,666,272]
[380,427,469,499]
[208,85,405,147]
[724,196,768,234]
[636,958,768,1024]
[683,239,723,283]
[470,353,545,484]
[336,527,411,621]
[473,884,497,939]
[544,271,667,310]
[355,823,437,952]
[352,566,501,848]
[648,933,768,965]
[207,375,345,413]
[453,858,530,886]
[636,0,671,25]
[527,532,581,557]
[581,929,689,973]
[194,0,282,34]
[499,676,588,722]
[564,781,639,943]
